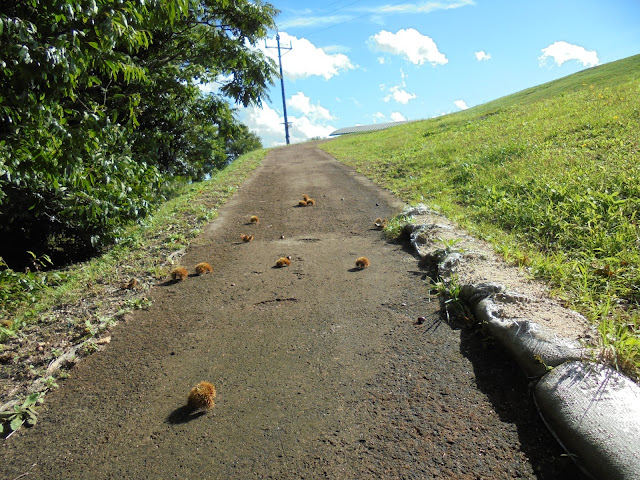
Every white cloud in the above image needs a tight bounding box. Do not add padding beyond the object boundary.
[282,1,473,29]
[384,85,417,104]
[322,44,351,54]
[391,112,407,122]
[365,0,474,14]
[197,73,233,95]
[474,51,491,61]
[198,82,218,95]
[400,68,408,84]
[243,103,286,146]
[454,100,469,110]
[374,112,386,121]
[288,116,336,143]
[370,28,447,66]
[260,32,355,80]
[242,97,337,148]
[539,41,599,67]
[289,92,335,121]
[281,15,351,28]
[378,56,386,64]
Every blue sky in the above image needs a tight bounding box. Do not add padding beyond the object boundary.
[233,0,640,147]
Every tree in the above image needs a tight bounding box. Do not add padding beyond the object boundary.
[226,124,263,163]
[0,0,278,268]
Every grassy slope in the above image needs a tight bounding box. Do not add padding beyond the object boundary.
[321,54,640,378]
[1,148,268,340]
[1,148,268,426]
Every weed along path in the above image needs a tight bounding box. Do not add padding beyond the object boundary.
[1,143,583,479]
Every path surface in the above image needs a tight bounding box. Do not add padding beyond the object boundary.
[1,144,582,479]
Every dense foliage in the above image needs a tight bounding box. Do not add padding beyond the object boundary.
[0,0,276,268]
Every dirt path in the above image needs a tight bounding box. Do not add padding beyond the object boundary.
[1,144,583,479]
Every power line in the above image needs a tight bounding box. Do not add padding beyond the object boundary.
[261,0,413,143]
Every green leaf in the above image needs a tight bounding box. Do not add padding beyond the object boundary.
[10,416,24,431]
[25,412,38,426]
[23,393,41,408]
[88,41,100,50]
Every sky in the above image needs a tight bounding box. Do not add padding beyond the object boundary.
[225,0,640,147]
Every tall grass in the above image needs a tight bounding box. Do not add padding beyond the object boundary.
[321,54,640,379]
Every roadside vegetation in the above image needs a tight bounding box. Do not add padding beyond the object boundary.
[0,148,266,434]
[2,147,267,333]
[1,0,275,270]
[1,0,277,431]
[321,54,640,380]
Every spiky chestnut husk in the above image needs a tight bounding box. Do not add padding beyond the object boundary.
[195,262,213,275]
[187,381,216,410]
[275,257,291,267]
[240,234,254,242]
[171,267,188,281]
[374,218,387,229]
[250,215,259,223]
[120,277,139,289]
[298,200,308,207]
[302,194,309,201]
[306,198,316,206]
[355,257,371,269]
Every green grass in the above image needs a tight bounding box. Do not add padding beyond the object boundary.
[321,54,640,380]
[0,148,268,341]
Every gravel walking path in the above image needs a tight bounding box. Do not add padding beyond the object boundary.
[0,144,583,479]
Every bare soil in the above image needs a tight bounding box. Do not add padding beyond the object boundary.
[0,143,584,479]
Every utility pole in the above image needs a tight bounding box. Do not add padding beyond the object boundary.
[266,31,292,144]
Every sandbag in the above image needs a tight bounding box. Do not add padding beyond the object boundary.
[534,361,640,480]
[475,297,586,378]
[460,284,586,378]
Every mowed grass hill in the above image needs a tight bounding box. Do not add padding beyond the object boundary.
[320,54,640,380]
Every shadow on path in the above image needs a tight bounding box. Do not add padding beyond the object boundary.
[166,406,207,425]
[458,323,585,479]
